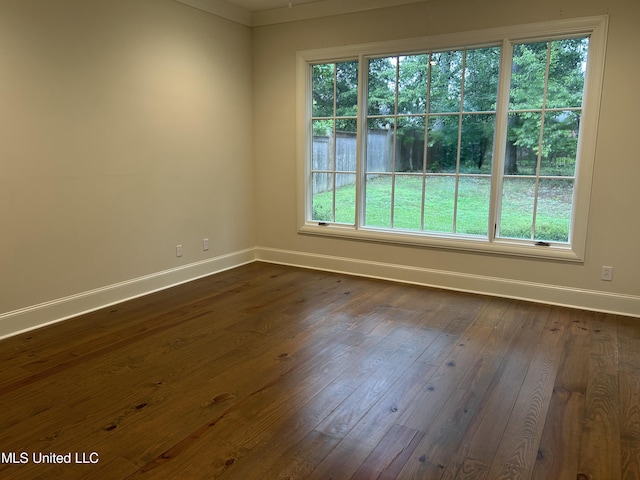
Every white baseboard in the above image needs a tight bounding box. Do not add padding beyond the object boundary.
[0,248,256,340]
[255,247,640,318]
[2,245,637,340]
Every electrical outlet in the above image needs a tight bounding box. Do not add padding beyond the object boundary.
[601,266,613,281]
[176,244,183,257]
[203,238,209,251]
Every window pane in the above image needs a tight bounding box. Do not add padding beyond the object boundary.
[429,50,463,113]
[499,177,535,239]
[547,37,588,109]
[424,176,455,233]
[510,42,548,110]
[336,61,359,116]
[366,118,394,172]
[464,47,500,112]
[368,57,396,116]
[312,172,333,222]
[457,177,490,236]
[460,114,494,174]
[505,112,541,175]
[312,119,334,171]
[540,111,579,177]
[535,178,573,242]
[312,63,335,117]
[396,116,425,172]
[393,175,423,230]
[334,173,357,224]
[311,173,357,224]
[427,115,459,173]
[398,54,429,115]
[364,174,392,227]
[336,119,357,172]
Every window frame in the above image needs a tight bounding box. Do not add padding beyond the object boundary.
[296,16,608,262]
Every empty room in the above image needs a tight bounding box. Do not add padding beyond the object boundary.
[0,0,638,479]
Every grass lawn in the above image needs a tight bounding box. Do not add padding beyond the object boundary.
[312,175,572,242]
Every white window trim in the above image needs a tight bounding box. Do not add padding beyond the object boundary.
[296,16,608,262]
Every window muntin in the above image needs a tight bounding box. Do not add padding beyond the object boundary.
[298,17,607,261]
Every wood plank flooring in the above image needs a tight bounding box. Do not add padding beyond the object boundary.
[0,262,638,479]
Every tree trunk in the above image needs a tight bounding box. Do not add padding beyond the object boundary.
[505,141,518,175]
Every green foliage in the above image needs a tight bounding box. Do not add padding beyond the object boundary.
[429,50,463,113]
[506,37,588,174]
[398,55,429,115]
[312,202,332,222]
[312,63,334,117]
[367,57,397,116]
[312,60,358,119]
[547,38,588,109]
[464,47,501,112]
[312,119,333,136]
[336,61,359,116]
[364,47,501,174]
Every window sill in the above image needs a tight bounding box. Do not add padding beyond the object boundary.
[298,223,584,262]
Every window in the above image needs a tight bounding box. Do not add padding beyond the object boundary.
[500,38,588,243]
[311,61,359,224]
[297,17,607,261]
[362,47,500,235]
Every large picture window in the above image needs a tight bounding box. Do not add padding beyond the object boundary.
[297,17,607,261]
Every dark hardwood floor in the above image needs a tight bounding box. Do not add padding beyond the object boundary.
[0,262,638,479]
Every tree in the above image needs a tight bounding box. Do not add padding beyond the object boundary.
[311,38,587,177]
[312,61,359,136]
[505,37,588,175]
[459,47,500,173]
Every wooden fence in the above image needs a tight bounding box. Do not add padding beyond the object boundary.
[312,129,392,194]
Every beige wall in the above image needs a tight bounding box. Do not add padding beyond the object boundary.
[0,0,254,314]
[252,0,640,307]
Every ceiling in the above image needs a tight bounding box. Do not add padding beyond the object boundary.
[176,0,424,26]
[221,0,327,11]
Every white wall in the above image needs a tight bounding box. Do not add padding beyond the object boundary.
[252,0,640,315]
[0,0,255,335]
